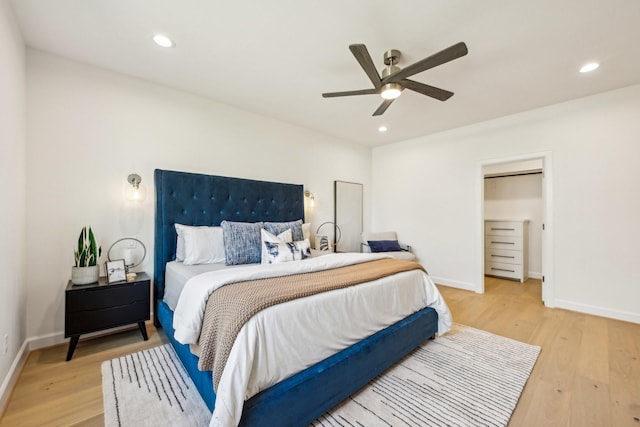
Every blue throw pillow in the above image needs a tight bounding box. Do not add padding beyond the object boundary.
[264,219,304,241]
[367,240,403,253]
[221,221,264,265]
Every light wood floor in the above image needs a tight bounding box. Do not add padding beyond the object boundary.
[1,278,638,426]
[0,324,167,427]
[440,277,640,427]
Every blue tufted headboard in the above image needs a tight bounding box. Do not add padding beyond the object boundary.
[153,169,304,324]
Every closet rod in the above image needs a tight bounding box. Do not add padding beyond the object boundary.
[484,171,542,179]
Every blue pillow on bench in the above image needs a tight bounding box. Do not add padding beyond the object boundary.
[368,240,403,252]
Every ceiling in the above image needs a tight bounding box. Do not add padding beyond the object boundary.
[10,0,640,147]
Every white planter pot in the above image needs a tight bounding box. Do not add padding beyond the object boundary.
[71,265,99,285]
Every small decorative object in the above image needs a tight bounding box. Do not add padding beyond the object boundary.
[107,237,146,281]
[315,221,342,252]
[106,259,127,283]
[315,235,330,251]
[71,226,101,285]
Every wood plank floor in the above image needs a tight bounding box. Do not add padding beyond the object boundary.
[0,323,167,427]
[440,277,640,427]
[1,278,638,426]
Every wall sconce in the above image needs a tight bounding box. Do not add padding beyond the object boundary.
[126,173,145,201]
[304,190,315,208]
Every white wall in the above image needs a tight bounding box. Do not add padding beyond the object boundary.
[484,173,543,277]
[372,84,640,323]
[0,0,27,409]
[25,50,371,345]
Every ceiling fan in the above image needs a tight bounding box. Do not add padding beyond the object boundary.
[322,42,468,116]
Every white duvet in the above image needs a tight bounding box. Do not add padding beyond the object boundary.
[173,252,452,427]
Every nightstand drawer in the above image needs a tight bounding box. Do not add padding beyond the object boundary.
[66,282,148,312]
[66,299,149,336]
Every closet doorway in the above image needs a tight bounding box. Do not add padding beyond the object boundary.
[478,153,555,307]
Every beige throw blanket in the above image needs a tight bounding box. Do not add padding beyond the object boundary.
[197,258,426,388]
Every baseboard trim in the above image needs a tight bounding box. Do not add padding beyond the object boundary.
[28,321,154,352]
[431,277,478,293]
[27,331,65,351]
[528,271,542,280]
[0,340,29,417]
[555,299,640,324]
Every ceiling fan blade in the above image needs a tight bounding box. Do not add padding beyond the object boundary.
[382,42,468,84]
[349,44,382,89]
[402,79,454,101]
[373,99,394,116]
[322,88,379,98]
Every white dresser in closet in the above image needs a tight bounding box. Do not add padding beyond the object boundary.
[485,219,529,282]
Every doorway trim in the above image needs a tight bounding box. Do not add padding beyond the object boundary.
[477,151,555,307]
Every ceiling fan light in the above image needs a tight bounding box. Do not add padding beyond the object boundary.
[381,83,402,100]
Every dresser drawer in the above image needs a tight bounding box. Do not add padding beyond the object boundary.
[486,248,522,265]
[485,261,523,280]
[485,235,522,251]
[485,221,523,237]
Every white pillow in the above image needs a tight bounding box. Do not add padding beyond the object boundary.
[261,228,292,264]
[175,224,186,261]
[176,224,226,265]
[302,222,311,241]
[263,239,312,264]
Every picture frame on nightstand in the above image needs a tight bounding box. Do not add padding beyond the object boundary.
[105,259,126,283]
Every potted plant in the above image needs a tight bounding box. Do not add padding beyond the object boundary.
[71,226,102,285]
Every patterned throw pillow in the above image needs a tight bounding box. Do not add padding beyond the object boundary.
[264,219,304,242]
[221,221,264,265]
[263,239,311,264]
[261,228,292,264]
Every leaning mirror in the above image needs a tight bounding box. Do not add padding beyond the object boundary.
[334,180,363,253]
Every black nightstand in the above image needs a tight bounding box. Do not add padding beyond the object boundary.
[64,272,150,361]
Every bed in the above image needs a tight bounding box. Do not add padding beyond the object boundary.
[153,169,450,426]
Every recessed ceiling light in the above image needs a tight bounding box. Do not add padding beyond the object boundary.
[378,126,388,132]
[153,34,174,48]
[579,62,599,73]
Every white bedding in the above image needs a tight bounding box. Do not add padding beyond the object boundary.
[165,250,329,310]
[172,252,452,427]
[164,261,243,310]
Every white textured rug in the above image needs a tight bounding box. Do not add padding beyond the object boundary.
[102,344,211,427]
[102,324,540,427]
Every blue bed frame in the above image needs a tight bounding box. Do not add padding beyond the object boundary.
[154,169,439,426]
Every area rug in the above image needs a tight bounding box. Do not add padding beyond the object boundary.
[102,323,540,426]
